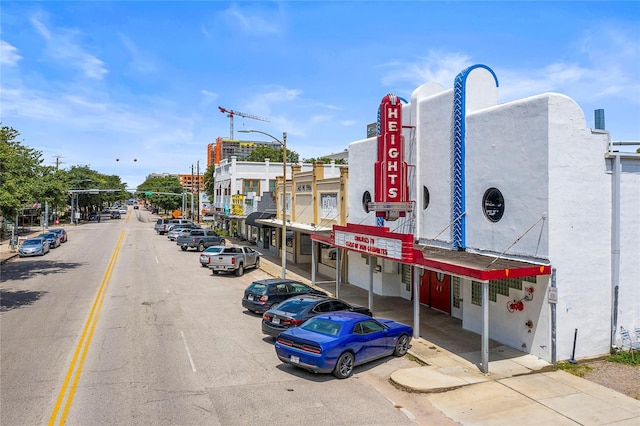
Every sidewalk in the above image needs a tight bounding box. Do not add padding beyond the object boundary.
[251,241,640,425]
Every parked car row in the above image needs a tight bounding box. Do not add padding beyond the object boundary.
[179,219,413,380]
[239,276,412,379]
[18,228,68,258]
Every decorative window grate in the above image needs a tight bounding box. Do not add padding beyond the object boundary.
[452,276,461,308]
[401,264,412,291]
[472,276,536,306]
[471,281,482,306]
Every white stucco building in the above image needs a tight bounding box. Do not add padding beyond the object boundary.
[339,64,639,366]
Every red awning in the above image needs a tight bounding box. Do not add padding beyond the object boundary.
[313,223,551,281]
[414,244,551,281]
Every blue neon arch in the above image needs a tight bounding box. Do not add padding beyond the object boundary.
[452,64,499,250]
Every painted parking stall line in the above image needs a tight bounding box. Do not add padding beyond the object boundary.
[48,230,126,425]
[180,331,197,372]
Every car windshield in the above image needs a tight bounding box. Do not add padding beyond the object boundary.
[23,239,41,246]
[300,318,341,337]
[246,283,267,294]
[39,234,54,239]
[276,298,317,314]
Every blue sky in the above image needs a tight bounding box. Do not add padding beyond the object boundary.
[2,1,639,188]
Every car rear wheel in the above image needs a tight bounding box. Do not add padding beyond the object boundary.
[212,270,219,275]
[255,258,260,269]
[333,352,354,379]
[393,334,410,356]
[181,246,188,251]
[235,264,244,277]
[269,302,279,310]
[197,242,205,252]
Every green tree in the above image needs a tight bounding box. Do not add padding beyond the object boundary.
[136,175,183,213]
[63,166,127,217]
[0,125,65,220]
[302,157,347,164]
[245,146,300,163]
[203,163,215,201]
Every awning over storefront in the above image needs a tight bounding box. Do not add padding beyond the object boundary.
[415,244,551,281]
[317,223,551,281]
[245,211,276,227]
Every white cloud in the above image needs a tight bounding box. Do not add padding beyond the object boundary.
[244,85,303,118]
[222,3,282,36]
[380,51,473,88]
[30,16,108,80]
[200,90,218,103]
[0,40,23,65]
[30,17,51,39]
[118,33,157,75]
[310,114,332,124]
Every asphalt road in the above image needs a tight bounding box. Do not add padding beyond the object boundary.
[0,208,455,426]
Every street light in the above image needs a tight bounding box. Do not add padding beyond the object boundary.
[239,129,287,278]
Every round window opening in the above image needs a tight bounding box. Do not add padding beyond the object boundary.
[423,186,430,210]
[362,191,372,213]
[482,188,505,222]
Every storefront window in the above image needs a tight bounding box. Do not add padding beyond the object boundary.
[300,234,312,255]
[320,244,337,267]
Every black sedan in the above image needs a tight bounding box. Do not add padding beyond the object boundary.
[242,279,328,314]
[262,295,372,338]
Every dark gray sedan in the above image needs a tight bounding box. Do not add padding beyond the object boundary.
[262,295,372,338]
[38,232,61,248]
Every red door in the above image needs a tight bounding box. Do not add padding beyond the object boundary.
[420,271,451,314]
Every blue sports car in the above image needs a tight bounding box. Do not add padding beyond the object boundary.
[274,311,412,379]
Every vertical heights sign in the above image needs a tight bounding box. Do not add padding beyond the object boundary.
[373,94,411,221]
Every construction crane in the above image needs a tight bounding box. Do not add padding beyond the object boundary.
[218,106,269,139]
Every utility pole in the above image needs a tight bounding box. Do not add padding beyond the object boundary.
[196,160,200,223]
[53,155,65,170]
[191,164,195,221]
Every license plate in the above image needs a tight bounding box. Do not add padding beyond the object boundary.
[272,318,280,325]
[290,355,299,364]
[248,295,254,301]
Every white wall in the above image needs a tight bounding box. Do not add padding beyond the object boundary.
[618,168,640,341]
[546,95,612,360]
[462,276,551,360]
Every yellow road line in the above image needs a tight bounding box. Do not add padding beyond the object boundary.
[48,230,126,425]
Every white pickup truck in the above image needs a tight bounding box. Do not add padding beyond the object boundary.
[207,245,260,276]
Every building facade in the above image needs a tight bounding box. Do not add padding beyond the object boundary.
[334,65,639,365]
[209,137,282,166]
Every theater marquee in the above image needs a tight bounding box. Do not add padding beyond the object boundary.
[332,224,416,263]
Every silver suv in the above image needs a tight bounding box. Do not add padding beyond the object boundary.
[154,218,171,234]
[156,218,195,235]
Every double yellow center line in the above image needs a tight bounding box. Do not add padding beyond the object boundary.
[48,230,126,425]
